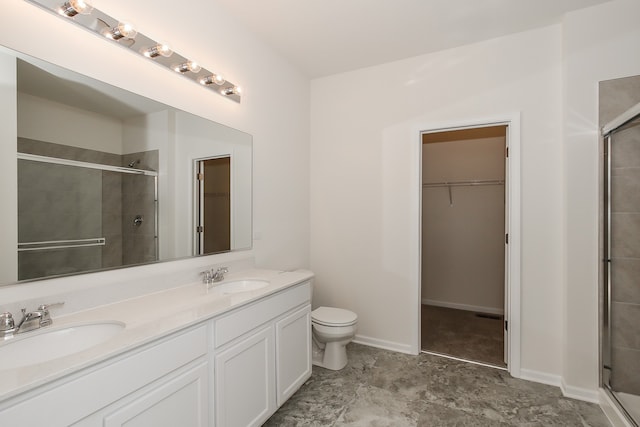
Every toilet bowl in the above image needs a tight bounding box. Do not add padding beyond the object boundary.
[311,307,357,370]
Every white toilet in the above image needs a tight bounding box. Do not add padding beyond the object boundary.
[311,306,358,370]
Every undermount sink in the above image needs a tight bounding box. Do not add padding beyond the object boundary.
[213,279,270,294]
[0,321,125,369]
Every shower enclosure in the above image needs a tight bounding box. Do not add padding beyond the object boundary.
[17,141,158,281]
[602,102,640,426]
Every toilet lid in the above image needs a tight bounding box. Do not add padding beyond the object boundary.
[312,307,357,326]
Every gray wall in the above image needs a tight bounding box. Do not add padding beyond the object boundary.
[17,139,157,280]
[122,151,158,266]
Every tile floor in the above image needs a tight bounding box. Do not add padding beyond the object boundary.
[421,305,506,368]
[264,343,610,426]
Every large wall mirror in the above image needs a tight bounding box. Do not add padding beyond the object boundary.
[0,45,252,286]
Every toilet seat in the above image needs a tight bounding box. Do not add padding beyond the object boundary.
[312,307,357,327]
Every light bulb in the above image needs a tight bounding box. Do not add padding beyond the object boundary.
[58,0,93,17]
[143,44,173,58]
[221,86,241,96]
[199,74,225,86]
[174,61,201,73]
[106,22,137,40]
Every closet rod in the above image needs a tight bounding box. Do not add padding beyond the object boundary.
[422,179,504,188]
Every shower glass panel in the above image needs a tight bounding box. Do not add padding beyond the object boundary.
[17,157,158,281]
[604,112,640,426]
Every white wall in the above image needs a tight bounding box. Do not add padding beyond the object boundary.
[562,0,640,395]
[0,0,310,282]
[310,25,564,375]
[422,137,505,314]
[18,92,123,153]
[172,110,252,256]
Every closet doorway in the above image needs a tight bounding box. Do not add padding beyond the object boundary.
[194,156,231,255]
[421,125,508,369]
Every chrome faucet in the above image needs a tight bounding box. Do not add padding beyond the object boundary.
[0,302,64,339]
[200,267,229,287]
[211,267,228,283]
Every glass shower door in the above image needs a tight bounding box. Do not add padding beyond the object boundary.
[604,112,640,426]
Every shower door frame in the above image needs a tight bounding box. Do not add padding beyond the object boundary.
[16,153,160,278]
[601,102,640,427]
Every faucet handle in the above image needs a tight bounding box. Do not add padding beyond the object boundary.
[201,270,213,284]
[37,302,65,312]
[37,302,64,327]
[0,312,15,332]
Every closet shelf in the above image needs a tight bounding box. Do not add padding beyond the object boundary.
[422,179,504,188]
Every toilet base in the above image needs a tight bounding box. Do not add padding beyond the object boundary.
[312,337,349,370]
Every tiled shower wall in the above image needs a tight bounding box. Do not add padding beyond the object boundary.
[17,138,158,280]
[600,75,640,395]
[122,151,158,266]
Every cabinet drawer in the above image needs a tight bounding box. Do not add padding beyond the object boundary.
[0,325,208,426]
[214,281,311,348]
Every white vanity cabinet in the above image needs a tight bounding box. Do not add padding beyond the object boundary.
[211,281,312,427]
[0,274,313,427]
[0,325,209,427]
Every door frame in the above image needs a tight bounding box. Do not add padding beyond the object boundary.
[416,113,521,377]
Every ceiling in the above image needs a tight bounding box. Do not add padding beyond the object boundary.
[17,56,169,120]
[215,0,612,78]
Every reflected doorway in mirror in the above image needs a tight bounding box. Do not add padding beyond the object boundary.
[195,157,231,255]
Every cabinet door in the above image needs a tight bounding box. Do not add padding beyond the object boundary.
[275,305,312,406]
[215,326,275,427]
[101,361,208,427]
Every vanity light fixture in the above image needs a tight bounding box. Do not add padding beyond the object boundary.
[174,60,201,74]
[143,43,173,59]
[24,0,242,103]
[105,22,137,41]
[199,74,225,86]
[57,0,92,17]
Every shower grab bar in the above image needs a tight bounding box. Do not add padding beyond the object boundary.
[422,179,504,188]
[18,238,106,252]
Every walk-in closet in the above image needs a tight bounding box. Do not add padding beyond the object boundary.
[421,125,507,368]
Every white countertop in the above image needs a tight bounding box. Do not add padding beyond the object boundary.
[0,268,314,401]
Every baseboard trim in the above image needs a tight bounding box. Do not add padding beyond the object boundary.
[421,299,504,315]
[518,370,599,404]
[560,378,600,404]
[352,334,415,355]
[599,388,634,427]
[519,368,562,387]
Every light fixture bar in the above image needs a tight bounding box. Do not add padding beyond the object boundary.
[24,0,242,103]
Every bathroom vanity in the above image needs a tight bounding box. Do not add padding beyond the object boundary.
[0,267,313,427]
